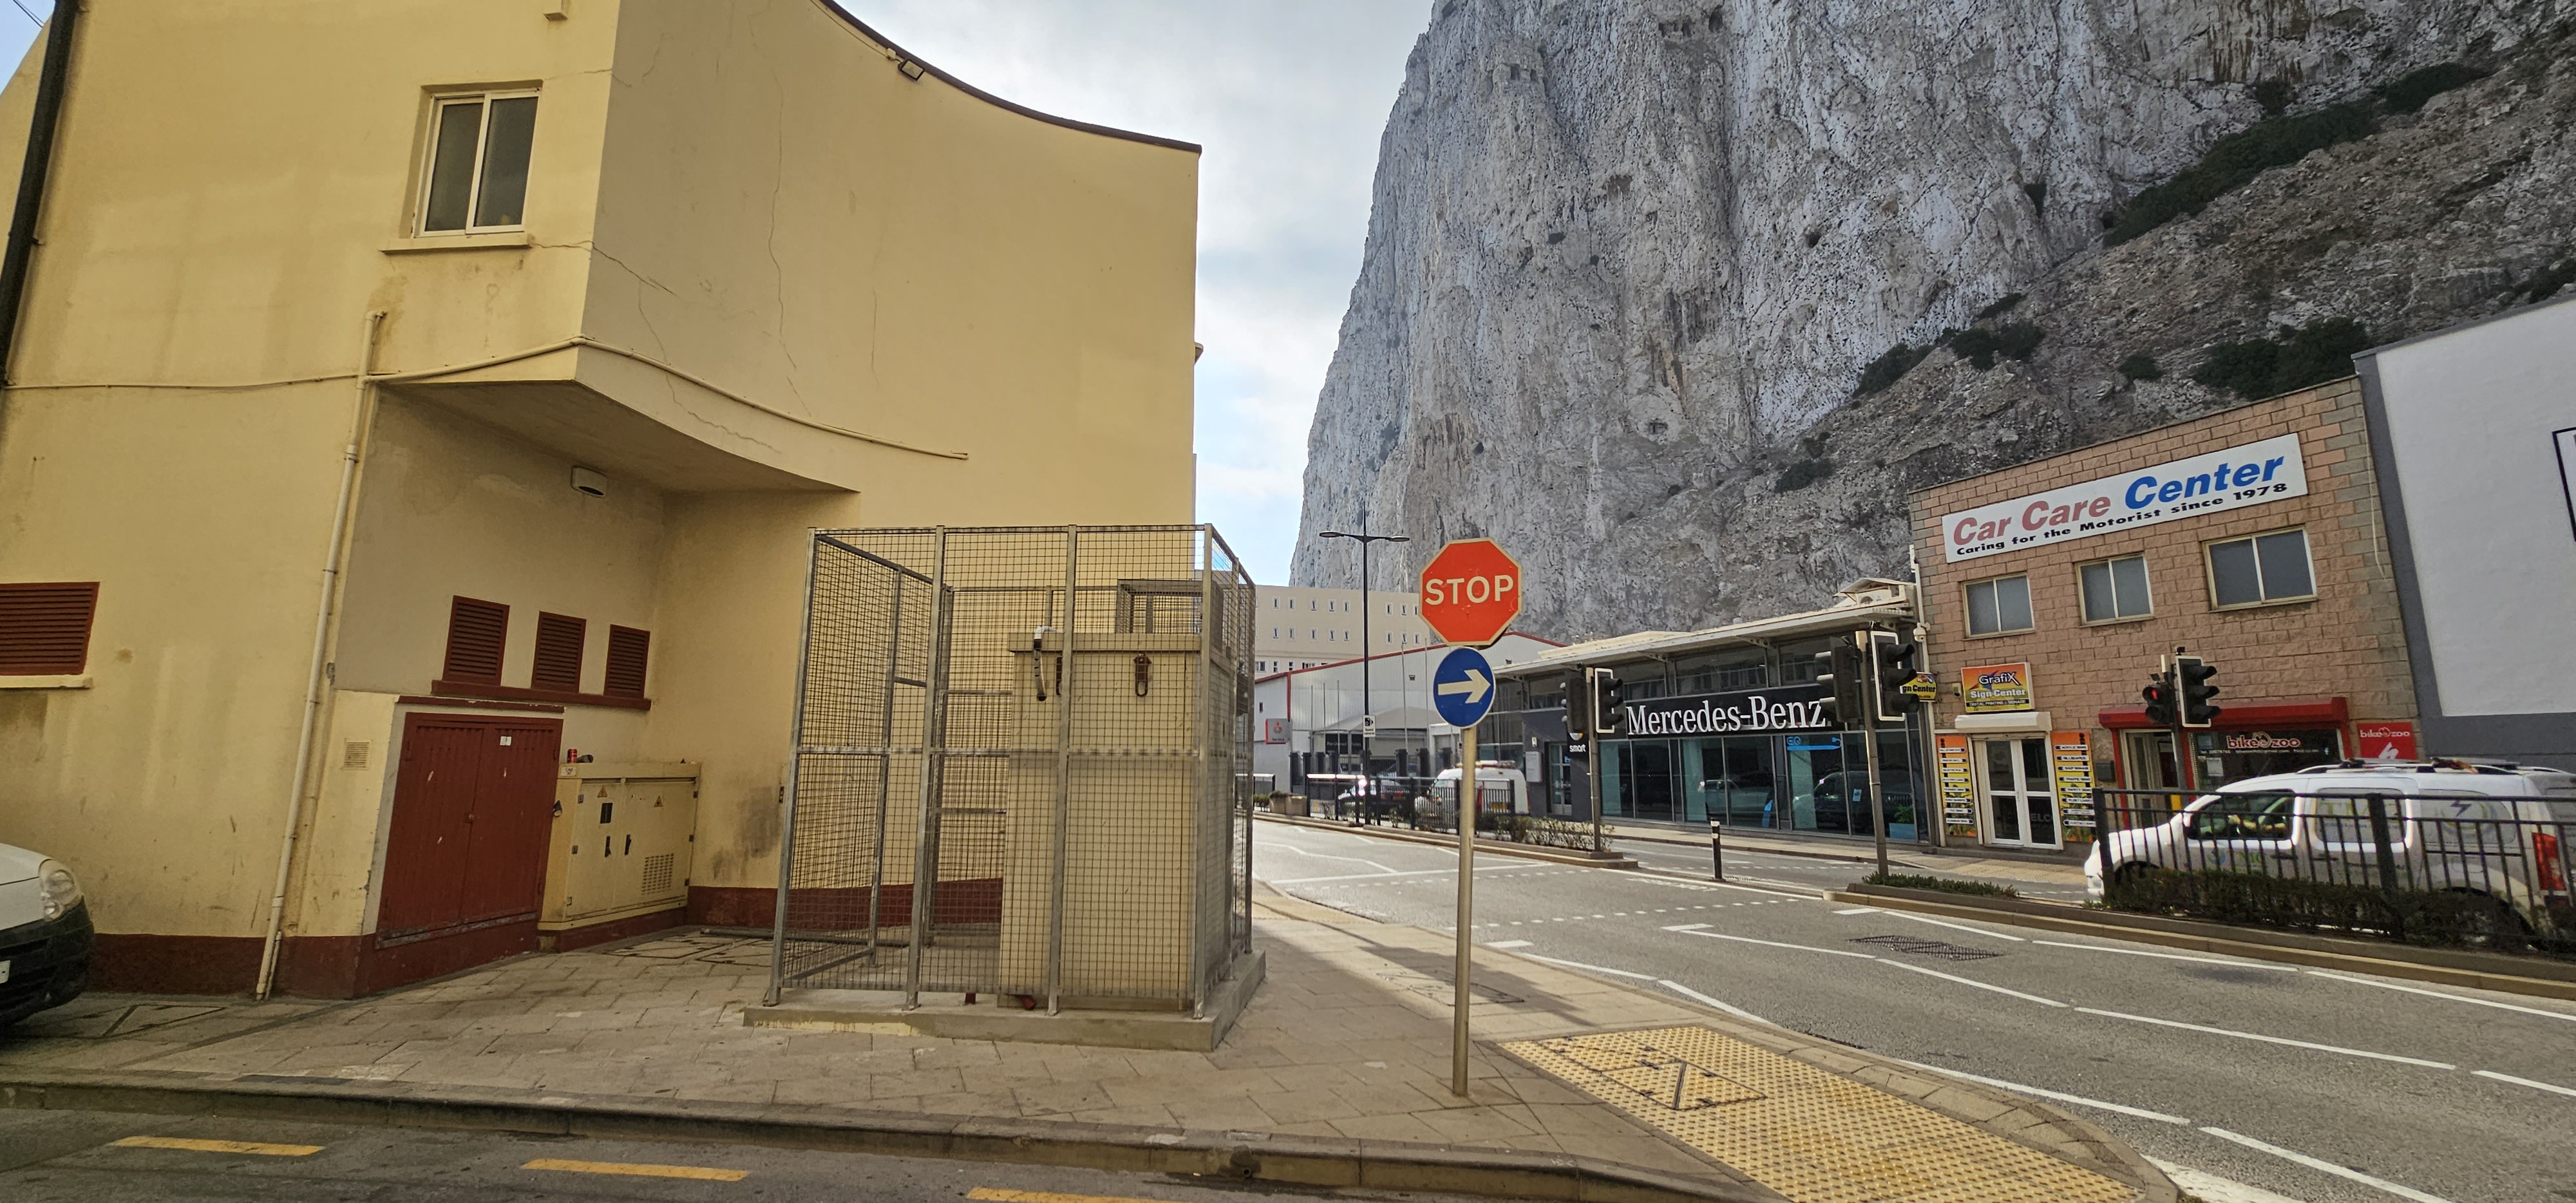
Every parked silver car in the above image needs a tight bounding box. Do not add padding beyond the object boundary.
[1,841,92,1026]
[2087,763,2576,928]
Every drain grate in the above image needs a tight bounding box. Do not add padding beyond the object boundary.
[1851,934,2002,961]
[1504,1027,2133,1203]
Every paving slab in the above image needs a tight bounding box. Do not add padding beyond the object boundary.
[0,887,2172,1203]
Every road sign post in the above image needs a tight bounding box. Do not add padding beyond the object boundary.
[1421,538,1518,1103]
[1431,645,1496,1099]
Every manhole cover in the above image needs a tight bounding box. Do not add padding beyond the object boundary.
[1850,934,2000,961]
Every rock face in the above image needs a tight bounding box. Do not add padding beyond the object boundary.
[1290,0,2571,639]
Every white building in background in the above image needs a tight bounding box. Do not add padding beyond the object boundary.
[1251,633,1560,793]
[1254,585,1437,676]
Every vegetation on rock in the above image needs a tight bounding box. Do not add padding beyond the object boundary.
[2105,102,2378,245]
[2192,317,2372,401]
[2378,62,2488,114]
[1853,343,1933,396]
[2117,352,2164,382]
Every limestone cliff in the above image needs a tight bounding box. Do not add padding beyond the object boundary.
[1290,0,2571,639]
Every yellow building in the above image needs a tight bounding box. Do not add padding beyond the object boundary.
[0,1,1199,996]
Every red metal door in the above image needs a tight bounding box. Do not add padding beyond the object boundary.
[379,714,561,938]
[456,720,558,924]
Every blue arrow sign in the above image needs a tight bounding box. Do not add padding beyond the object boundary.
[1432,646,1497,728]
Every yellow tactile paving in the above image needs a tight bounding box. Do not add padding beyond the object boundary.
[1503,1027,2134,1203]
[109,1135,321,1157]
[522,1157,748,1182]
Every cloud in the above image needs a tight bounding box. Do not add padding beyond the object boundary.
[848,0,1426,583]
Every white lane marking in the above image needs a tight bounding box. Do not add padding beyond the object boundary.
[1260,845,1399,874]
[1879,911,2027,942]
[2148,1158,2314,1203]
[1663,924,1879,959]
[2074,1007,2455,1069]
[1878,958,2067,1007]
[2472,1068,2576,1099]
[2199,1126,2454,1203]
[1657,978,1768,1023]
[2302,969,2576,1023]
[2031,940,2298,970]
[1518,952,1657,980]
[1486,940,1533,949]
[1833,906,1880,915]
[1634,875,1812,899]
[1886,1057,2188,1124]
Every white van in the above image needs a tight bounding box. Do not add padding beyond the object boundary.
[1432,763,1530,818]
[2087,763,2576,927]
[0,841,91,1026]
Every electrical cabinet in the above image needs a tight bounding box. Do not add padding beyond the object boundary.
[541,761,699,937]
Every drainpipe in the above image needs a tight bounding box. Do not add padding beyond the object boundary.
[254,310,387,1000]
[0,0,84,383]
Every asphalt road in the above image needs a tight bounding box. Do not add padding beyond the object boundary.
[1607,833,2095,904]
[0,1106,1488,1203]
[1256,820,2576,1203]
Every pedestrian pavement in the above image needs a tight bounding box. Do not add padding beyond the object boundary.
[0,888,2168,1203]
[1599,822,2090,891]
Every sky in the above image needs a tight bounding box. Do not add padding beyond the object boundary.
[854,1,1428,583]
[0,3,1425,584]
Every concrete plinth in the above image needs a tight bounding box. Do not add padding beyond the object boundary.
[743,950,1266,1052]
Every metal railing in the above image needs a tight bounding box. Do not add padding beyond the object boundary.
[2093,787,2575,956]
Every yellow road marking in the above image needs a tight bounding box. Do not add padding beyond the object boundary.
[110,1136,322,1157]
[522,1157,748,1182]
[969,1189,1193,1203]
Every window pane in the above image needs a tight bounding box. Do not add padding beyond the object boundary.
[2255,529,2313,600]
[2110,554,2152,618]
[422,100,482,232]
[1996,575,2032,631]
[474,96,538,227]
[2079,562,2114,623]
[1966,580,1999,636]
[2210,538,2262,607]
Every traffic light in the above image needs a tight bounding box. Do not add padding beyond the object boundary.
[2141,672,2177,727]
[1591,667,1627,736]
[2177,656,2221,728]
[1868,631,1920,724]
[1815,641,1866,728]
[1564,671,1591,737]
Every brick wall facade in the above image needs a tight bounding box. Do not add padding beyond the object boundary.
[1910,378,2416,837]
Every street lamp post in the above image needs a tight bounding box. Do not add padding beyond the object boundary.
[1318,529,1408,797]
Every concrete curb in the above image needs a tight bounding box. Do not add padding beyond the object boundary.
[1255,813,1641,869]
[0,1069,1779,1203]
[1833,884,2576,1001]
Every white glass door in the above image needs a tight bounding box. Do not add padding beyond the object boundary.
[1980,737,2061,849]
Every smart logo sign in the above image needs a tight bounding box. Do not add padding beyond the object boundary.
[1941,433,2309,562]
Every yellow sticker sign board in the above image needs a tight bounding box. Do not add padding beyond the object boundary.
[1962,662,2033,713]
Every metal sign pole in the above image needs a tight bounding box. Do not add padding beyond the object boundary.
[1452,717,1477,1098]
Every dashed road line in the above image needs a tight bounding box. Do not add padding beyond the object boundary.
[2029,940,2297,971]
[1879,958,2067,1007]
[524,1158,748,1182]
[2472,1068,2576,1098]
[2072,1007,2456,1069]
[110,1136,322,1157]
[2299,969,2576,1021]
[1663,923,1878,959]
[2198,1127,2454,1203]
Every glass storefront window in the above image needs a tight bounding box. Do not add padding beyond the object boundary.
[1685,737,1776,828]
[2192,728,2342,786]
[1604,741,1678,822]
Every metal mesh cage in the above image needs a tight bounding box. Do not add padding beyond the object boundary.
[768,526,1256,1013]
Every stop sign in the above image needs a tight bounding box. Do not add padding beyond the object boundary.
[1417,538,1522,648]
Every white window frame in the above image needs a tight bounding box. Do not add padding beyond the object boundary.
[1964,573,2035,638]
[2203,526,2318,611]
[416,89,540,236]
[2077,554,2154,625]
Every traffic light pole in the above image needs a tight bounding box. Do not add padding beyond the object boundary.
[1585,668,1607,855]
[1862,706,1889,878]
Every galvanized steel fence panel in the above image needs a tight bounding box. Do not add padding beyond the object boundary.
[769,526,1256,1012]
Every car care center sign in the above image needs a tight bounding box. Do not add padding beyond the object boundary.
[1942,433,2309,562]
[1619,683,1832,737]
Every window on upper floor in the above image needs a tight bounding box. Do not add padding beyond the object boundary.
[2078,554,2152,623]
[1965,574,2034,637]
[419,90,538,234]
[2206,528,2315,609]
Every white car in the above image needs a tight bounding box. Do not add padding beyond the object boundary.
[0,842,91,1026]
[2087,762,2576,928]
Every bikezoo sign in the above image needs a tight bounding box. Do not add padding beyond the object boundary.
[1618,683,1833,737]
[1940,433,2310,562]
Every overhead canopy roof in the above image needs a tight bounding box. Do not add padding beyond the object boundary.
[1495,591,1916,680]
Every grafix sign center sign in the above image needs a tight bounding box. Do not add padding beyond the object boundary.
[1941,433,2309,562]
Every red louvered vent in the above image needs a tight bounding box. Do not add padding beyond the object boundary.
[442,596,509,685]
[0,582,100,675]
[531,612,586,692]
[603,625,650,698]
